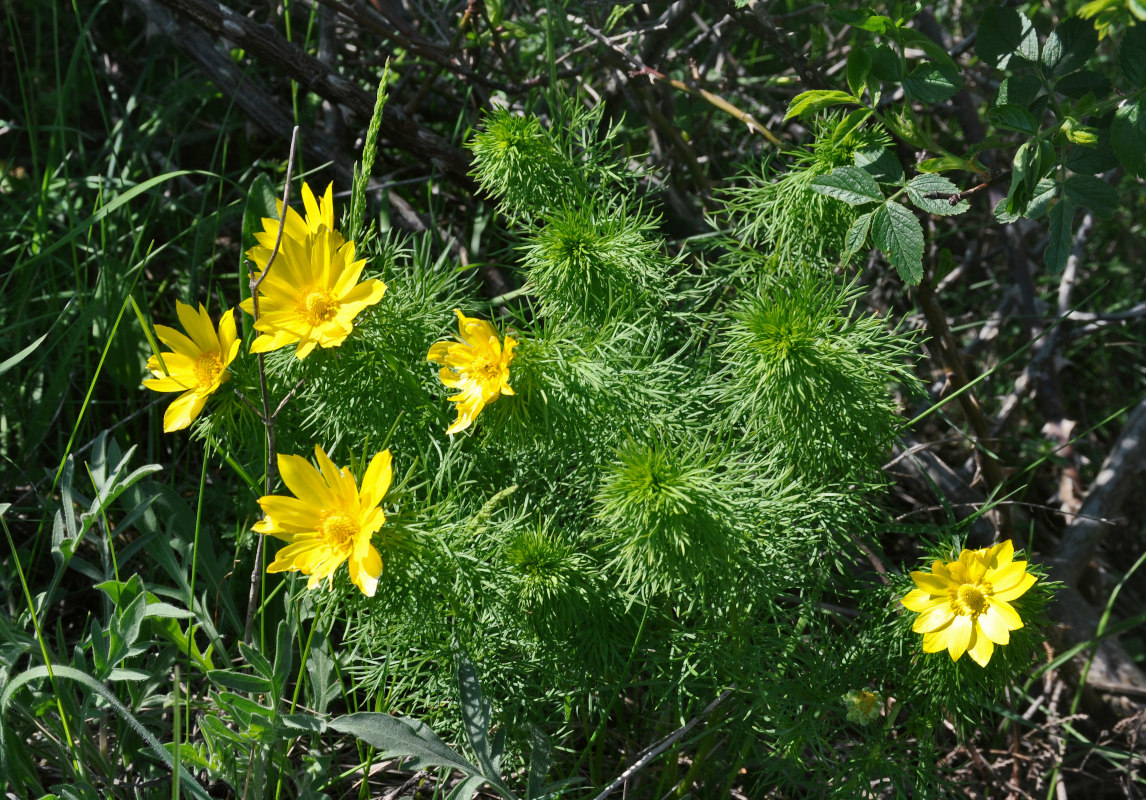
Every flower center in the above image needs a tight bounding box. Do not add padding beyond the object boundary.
[953,582,990,617]
[193,351,224,387]
[319,511,358,551]
[471,355,501,384]
[299,290,340,325]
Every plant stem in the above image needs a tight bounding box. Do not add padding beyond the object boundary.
[243,125,300,646]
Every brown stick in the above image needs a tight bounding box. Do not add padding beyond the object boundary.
[915,280,1013,542]
[147,0,475,190]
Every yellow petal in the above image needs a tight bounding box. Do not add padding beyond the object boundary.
[987,597,1025,630]
[993,571,1036,602]
[174,301,217,352]
[143,372,192,393]
[278,452,335,508]
[976,605,1012,645]
[153,324,202,359]
[921,627,951,653]
[446,410,476,435]
[427,341,451,365]
[901,588,939,612]
[163,391,209,432]
[349,543,382,597]
[910,570,952,595]
[946,615,973,661]
[360,449,393,510]
[987,539,1015,569]
[302,182,322,232]
[313,445,357,510]
[911,602,956,633]
[257,495,323,532]
[966,627,995,667]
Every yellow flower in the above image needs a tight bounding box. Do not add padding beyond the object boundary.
[427,309,517,435]
[901,540,1037,667]
[240,228,386,358]
[142,300,239,432]
[246,181,345,266]
[254,445,392,597]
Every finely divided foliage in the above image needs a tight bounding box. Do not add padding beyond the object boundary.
[18,1,1146,797]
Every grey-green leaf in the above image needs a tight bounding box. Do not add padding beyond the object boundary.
[873,202,924,284]
[811,166,884,206]
[207,669,273,694]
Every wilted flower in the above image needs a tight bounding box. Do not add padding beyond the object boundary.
[841,689,882,725]
[254,445,392,597]
[142,301,239,432]
[427,309,517,434]
[901,540,1036,667]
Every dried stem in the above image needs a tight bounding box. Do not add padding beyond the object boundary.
[243,126,300,646]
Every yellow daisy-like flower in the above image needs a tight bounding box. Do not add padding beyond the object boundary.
[247,181,345,265]
[142,300,239,433]
[254,445,392,597]
[427,309,518,435]
[239,228,386,358]
[901,540,1037,667]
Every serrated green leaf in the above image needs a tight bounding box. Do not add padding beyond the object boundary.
[844,211,872,257]
[1055,69,1110,99]
[997,74,1042,107]
[903,63,961,103]
[1112,99,1146,177]
[1016,15,1040,63]
[869,44,904,81]
[1122,26,1146,87]
[873,202,924,284]
[989,104,1039,135]
[847,49,872,98]
[994,197,1021,224]
[899,29,961,78]
[1042,17,1097,79]
[1024,178,1059,220]
[784,90,857,121]
[917,155,979,173]
[854,147,904,184]
[906,174,971,215]
[811,166,884,205]
[1065,126,1118,173]
[831,108,873,147]
[977,7,1023,67]
[1045,199,1075,272]
[831,9,895,33]
[1063,174,1117,217]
